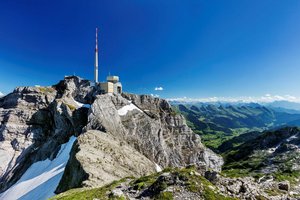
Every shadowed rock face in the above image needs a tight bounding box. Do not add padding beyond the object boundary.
[0,86,57,186]
[0,78,89,192]
[0,76,223,196]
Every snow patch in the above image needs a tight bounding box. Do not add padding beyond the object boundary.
[155,163,162,172]
[286,134,298,142]
[0,136,77,200]
[267,148,276,154]
[268,133,299,153]
[118,103,142,116]
[267,143,281,154]
[74,99,91,108]
[57,105,63,112]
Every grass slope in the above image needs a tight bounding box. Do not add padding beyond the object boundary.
[173,103,300,150]
[51,166,237,200]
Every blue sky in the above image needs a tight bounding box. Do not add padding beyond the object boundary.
[1,1,300,100]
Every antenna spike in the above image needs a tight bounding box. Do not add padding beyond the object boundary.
[94,28,99,83]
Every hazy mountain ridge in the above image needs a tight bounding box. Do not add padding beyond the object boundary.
[169,100,300,112]
[173,103,300,150]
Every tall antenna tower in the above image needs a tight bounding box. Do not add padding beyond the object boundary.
[94,28,99,83]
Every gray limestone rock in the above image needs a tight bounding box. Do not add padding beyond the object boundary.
[0,76,223,197]
[0,79,89,192]
[278,181,290,192]
[57,130,157,192]
[87,93,224,171]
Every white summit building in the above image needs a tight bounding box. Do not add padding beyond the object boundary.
[93,28,122,94]
[99,76,122,94]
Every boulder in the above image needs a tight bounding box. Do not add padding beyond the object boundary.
[278,181,290,191]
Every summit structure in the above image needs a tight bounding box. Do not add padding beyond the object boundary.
[93,28,122,94]
[94,28,99,83]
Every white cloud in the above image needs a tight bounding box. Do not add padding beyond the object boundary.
[167,94,300,103]
[0,92,4,97]
[154,87,164,91]
[150,94,160,98]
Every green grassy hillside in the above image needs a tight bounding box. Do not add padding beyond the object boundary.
[173,103,300,150]
[222,127,300,183]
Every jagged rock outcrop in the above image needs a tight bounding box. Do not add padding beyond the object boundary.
[0,86,57,185]
[0,76,223,198]
[0,77,90,192]
[86,93,223,172]
[54,76,95,104]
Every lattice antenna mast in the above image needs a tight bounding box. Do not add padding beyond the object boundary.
[94,28,99,83]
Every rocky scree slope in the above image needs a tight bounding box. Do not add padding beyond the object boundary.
[224,127,300,172]
[52,165,296,200]
[0,76,223,198]
[223,127,300,198]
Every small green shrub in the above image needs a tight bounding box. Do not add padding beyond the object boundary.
[154,191,173,200]
[38,87,55,94]
[66,104,76,111]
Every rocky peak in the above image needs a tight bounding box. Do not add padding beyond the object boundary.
[0,76,223,198]
[54,76,96,104]
[86,93,223,171]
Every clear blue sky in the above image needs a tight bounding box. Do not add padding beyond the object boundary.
[1,0,300,99]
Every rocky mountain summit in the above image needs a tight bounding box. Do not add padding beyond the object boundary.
[1,76,299,200]
[0,76,223,199]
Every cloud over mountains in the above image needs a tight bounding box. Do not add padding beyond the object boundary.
[154,87,163,91]
[168,94,300,103]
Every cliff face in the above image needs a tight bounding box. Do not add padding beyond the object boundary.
[0,76,223,199]
[87,93,223,171]
[0,86,57,187]
[0,77,90,194]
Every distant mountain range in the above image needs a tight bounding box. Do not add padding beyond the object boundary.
[264,100,300,112]
[169,99,300,111]
[172,103,300,150]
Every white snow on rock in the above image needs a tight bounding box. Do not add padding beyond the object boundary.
[74,100,91,108]
[118,103,142,116]
[286,134,298,142]
[0,136,76,200]
[155,163,162,172]
[267,142,281,154]
[267,148,276,154]
[267,134,299,154]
